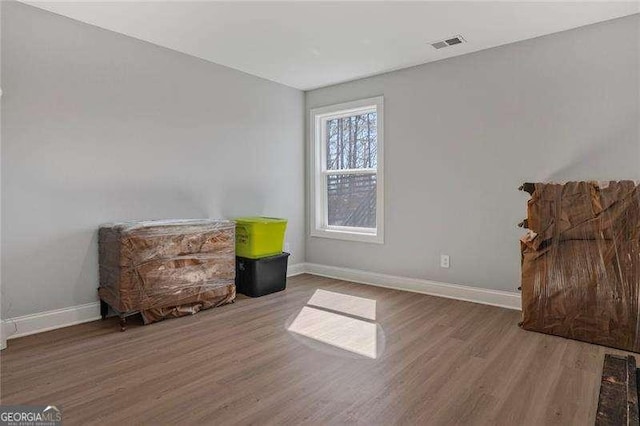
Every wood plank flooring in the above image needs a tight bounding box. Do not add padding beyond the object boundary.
[1,274,636,425]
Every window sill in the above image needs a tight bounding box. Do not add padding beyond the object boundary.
[310,228,384,244]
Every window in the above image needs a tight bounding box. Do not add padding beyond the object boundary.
[309,96,384,243]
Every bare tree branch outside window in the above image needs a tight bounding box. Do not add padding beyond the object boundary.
[325,112,377,228]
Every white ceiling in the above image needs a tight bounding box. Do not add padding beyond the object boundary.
[26,1,640,90]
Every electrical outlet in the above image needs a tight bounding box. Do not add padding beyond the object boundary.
[284,242,291,254]
[440,254,450,269]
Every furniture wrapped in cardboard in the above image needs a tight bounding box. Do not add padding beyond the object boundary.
[520,181,640,352]
[98,219,236,326]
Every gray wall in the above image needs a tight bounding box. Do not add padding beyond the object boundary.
[306,14,640,293]
[0,0,4,348]
[1,2,305,318]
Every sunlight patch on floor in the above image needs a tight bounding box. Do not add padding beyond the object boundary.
[307,289,377,320]
[287,306,378,359]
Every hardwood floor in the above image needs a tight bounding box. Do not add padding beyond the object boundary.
[1,274,636,425]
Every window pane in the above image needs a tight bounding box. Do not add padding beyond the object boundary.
[326,112,377,170]
[327,174,376,228]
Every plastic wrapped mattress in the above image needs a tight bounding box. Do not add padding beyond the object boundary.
[520,181,640,352]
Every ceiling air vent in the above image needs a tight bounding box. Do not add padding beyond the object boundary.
[431,35,465,49]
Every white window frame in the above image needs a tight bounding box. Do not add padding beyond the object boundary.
[309,96,384,244]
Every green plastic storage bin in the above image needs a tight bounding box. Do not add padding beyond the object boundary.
[234,217,287,259]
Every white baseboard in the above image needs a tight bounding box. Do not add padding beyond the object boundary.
[2,302,101,341]
[0,263,308,343]
[303,263,521,311]
[287,263,306,277]
[0,262,519,343]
